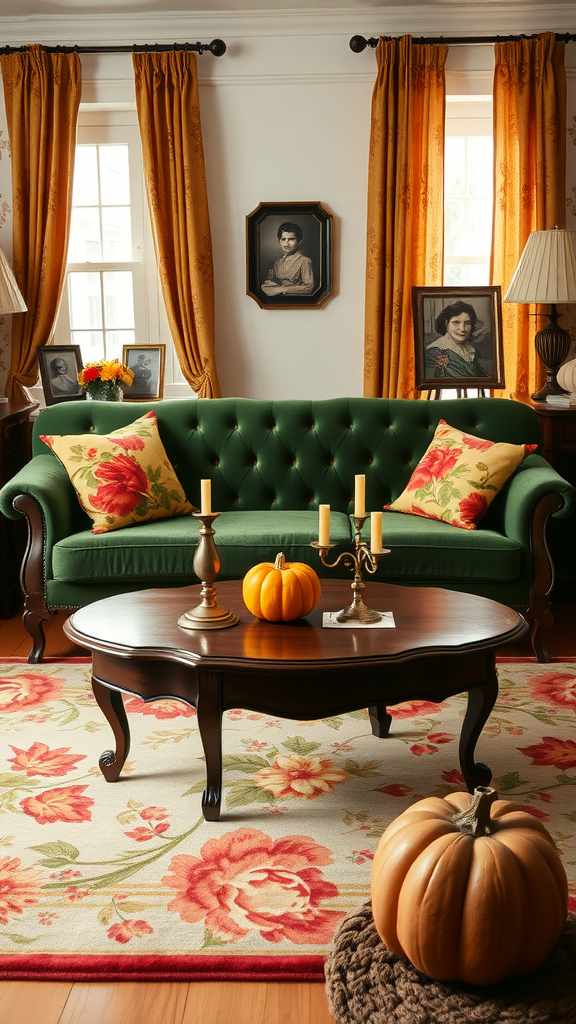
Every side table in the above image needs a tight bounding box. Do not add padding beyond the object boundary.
[0,396,38,617]
[512,392,576,601]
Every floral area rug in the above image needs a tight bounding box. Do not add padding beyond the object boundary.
[0,660,574,981]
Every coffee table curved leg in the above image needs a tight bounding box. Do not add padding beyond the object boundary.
[460,672,498,793]
[92,677,131,782]
[197,671,223,821]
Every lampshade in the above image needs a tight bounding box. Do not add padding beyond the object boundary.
[504,229,576,305]
[0,247,27,314]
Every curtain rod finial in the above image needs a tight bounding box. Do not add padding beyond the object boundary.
[209,39,226,57]
[349,35,368,53]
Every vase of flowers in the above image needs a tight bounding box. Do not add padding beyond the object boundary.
[77,359,134,401]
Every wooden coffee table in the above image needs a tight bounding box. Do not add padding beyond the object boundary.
[63,580,527,821]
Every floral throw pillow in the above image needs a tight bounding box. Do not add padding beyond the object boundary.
[385,420,538,530]
[40,410,194,534]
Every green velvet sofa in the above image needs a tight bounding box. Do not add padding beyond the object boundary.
[1,396,574,664]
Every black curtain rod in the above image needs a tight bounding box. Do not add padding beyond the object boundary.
[0,39,226,56]
[350,33,576,51]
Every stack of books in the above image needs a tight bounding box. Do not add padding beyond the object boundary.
[546,394,576,408]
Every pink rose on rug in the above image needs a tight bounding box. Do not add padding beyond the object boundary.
[123,696,195,718]
[387,700,449,719]
[406,445,463,491]
[527,671,576,713]
[20,785,94,825]
[0,855,43,924]
[410,743,438,756]
[518,736,576,770]
[90,454,149,517]
[253,754,349,800]
[162,828,345,944]
[376,783,413,797]
[8,741,87,777]
[107,919,153,944]
[0,672,64,714]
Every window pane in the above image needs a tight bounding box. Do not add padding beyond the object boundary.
[99,145,130,205]
[444,265,463,286]
[103,272,135,328]
[68,208,102,262]
[72,146,99,206]
[102,207,132,261]
[445,137,465,196]
[467,263,490,285]
[464,199,492,255]
[467,137,493,196]
[445,200,465,257]
[69,273,103,329]
[72,331,105,364]
[106,330,136,362]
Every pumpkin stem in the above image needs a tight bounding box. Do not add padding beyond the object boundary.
[450,786,498,837]
[274,552,286,570]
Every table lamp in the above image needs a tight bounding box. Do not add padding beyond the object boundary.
[504,227,576,401]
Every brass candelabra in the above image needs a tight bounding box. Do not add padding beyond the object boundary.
[311,514,389,624]
[178,512,239,630]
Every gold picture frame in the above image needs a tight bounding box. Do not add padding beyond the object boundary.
[122,345,166,401]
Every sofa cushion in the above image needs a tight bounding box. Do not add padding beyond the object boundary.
[386,420,537,529]
[51,510,353,582]
[40,410,194,534]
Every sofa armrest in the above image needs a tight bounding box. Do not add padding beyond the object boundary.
[500,454,576,543]
[0,454,80,551]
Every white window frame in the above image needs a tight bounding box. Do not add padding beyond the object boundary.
[444,95,493,287]
[50,109,192,402]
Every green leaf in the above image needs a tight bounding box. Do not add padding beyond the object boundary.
[497,772,527,791]
[562,811,576,822]
[349,710,369,721]
[0,773,28,789]
[225,783,272,809]
[117,901,147,914]
[84,720,106,732]
[29,841,80,861]
[1,932,39,945]
[281,736,320,756]
[344,759,383,777]
[222,754,270,773]
[317,716,345,731]
[180,780,207,797]
[98,905,115,926]
[202,927,228,948]
[147,464,161,483]
[133,497,152,518]
[414,481,433,498]
[437,481,457,507]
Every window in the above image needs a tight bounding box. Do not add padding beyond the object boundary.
[444,97,493,287]
[53,110,189,399]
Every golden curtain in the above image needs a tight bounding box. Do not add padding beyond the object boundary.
[0,45,81,402]
[364,37,447,399]
[133,51,221,399]
[491,33,566,397]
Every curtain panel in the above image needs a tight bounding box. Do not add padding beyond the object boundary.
[491,33,566,397]
[133,51,221,399]
[0,45,81,402]
[364,36,447,399]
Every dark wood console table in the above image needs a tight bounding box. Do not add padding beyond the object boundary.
[0,396,38,617]
[64,580,526,821]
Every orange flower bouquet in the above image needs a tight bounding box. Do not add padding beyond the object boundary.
[77,359,134,401]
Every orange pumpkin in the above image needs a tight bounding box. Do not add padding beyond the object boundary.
[242,552,321,622]
[371,786,568,986]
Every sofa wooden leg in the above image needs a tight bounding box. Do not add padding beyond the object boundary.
[13,493,51,664]
[24,607,49,664]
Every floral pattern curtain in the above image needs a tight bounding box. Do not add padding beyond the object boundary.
[364,37,447,399]
[133,51,221,399]
[0,45,81,402]
[491,33,566,397]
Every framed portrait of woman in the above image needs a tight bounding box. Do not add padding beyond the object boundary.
[37,345,85,405]
[413,286,505,391]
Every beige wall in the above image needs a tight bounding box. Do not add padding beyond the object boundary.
[0,6,575,399]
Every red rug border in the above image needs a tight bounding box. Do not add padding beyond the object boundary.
[2,656,575,666]
[0,952,326,983]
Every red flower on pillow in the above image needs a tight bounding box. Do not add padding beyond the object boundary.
[458,491,488,523]
[462,434,494,452]
[107,433,146,451]
[90,454,148,517]
[406,445,463,491]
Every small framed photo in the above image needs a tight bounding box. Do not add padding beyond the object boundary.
[413,286,505,390]
[122,345,166,401]
[37,345,85,405]
[246,201,333,309]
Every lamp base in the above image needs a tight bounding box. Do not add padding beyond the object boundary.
[531,305,571,402]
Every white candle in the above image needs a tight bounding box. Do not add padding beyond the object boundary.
[371,511,383,553]
[319,504,330,547]
[354,475,365,518]
[200,479,212,516]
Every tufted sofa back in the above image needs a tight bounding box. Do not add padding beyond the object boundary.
[33,396,543,516]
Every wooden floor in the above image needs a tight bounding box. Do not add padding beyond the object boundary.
[1,601,575,1023]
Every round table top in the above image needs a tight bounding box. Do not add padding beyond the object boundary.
[65,579,527,669]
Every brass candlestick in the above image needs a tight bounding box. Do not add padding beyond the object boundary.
[311,514,389,624]
[178,512,239,630]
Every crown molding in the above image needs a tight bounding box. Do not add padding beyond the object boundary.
[0,5,574,46]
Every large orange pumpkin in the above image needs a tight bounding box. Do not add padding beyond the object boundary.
[242,552,321,622]
[371,786,568,986]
